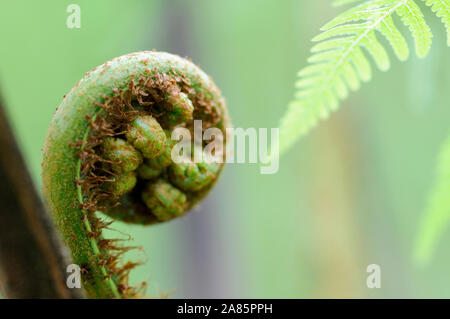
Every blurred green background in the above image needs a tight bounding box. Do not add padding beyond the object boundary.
[0,0,449,298]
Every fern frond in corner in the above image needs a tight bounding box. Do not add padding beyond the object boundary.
[415,135,450,265]
[277,0,450,155]
[423,0,450,45]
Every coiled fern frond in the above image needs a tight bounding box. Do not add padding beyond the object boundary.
[278,0,450,154]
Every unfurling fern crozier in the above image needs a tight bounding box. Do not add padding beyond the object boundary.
[274,0,450,264]
[42,51,231,298]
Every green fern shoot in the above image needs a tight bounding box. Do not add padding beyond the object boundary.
[277,0,450,155]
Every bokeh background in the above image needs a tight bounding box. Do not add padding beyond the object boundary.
[0,0,449,298]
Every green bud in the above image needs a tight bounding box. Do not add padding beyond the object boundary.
[136,130,174,180]
[141,179,187,221]
[168,153,221,192]
[125,115,167,159]
[166,92,194,125]
[137,162,163,180]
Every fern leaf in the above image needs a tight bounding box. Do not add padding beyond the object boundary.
[415,135,450,265]
[336,0,449,45]
[396,0,433,57]
[333,0,366,6]
[378,16,410,60]
[278,0,434,155]
[423,0,450,45]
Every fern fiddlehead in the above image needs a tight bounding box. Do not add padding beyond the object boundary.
[42,51,231,298]
[273,0,450,264]
[277,0,449,155]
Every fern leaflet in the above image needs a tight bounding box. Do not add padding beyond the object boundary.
[277,0,450,155]
[423,0,450,45]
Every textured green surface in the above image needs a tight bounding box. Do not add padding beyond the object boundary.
[102,137,143,173]
[41,51,230,298]
[126,116,167,159]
